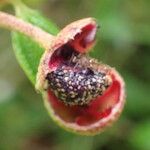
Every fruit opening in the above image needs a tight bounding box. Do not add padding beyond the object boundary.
[46,23,112,106]
[49,23,97,69]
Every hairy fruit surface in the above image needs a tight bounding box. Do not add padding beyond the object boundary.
[36,18,126,135]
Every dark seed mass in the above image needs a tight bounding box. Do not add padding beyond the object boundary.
[46,46,112,106]
[46,64,111,106]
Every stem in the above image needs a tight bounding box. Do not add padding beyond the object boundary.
[0,11,54,49]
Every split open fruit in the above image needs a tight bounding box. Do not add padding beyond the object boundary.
[36,18,126,135]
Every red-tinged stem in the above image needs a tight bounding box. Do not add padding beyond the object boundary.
[0,11,54,49]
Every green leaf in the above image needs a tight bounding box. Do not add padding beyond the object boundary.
[12,4,59,84]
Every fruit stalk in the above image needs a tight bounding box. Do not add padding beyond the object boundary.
[0,11,54,49]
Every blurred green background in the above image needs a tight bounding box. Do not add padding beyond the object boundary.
[0,0,150,150]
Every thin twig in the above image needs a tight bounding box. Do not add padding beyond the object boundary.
[0,11,54,49]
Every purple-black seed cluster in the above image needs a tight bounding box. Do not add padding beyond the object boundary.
[46,65,111,106]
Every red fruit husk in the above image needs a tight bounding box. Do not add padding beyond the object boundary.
[36,18,126,135]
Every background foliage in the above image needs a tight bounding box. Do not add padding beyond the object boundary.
[0,0,150,149]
